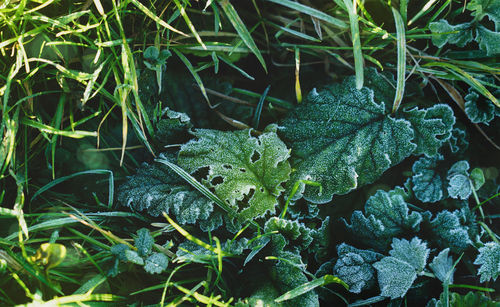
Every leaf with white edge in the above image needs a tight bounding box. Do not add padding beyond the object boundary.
[403,104,455,157]
[154,108,192,145]
[429,209,475,254]
[429,291,500,307]
[344,187,422,251]
[373,237,429,299]
[447,127,469,154]
[144,252,169,274]
[110,244,130,262]
[411,155,447,203]
[135,228,154,257]
[373,256,417,299]
[279,72,416,203]
[264,217,321,250]
[467,0,500,27]
[475,25,500,56]
[117,160,222,232]
[465,90,498,124]
[429,20,473,48]
[124,250,144,265]
[429,248,454,285]
[333,243,383,293]
[447,161,473,200]
[178,125,291,223]
[389,237,430,273]
[474,242,500,283]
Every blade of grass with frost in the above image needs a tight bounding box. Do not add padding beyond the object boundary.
[155,157,232,214]
[128,0,187,36]
[218,0,267,73]
[392,8,406,113]
[343,0,363,89]
[173,0,206,50]
[173,49,210,103]
[275,275,348,303]
[266,0,347,29]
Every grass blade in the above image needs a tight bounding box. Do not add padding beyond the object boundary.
[391,7,406,113]
[275,275,348,303]
[252,85,270,128]
[173,0,206,49]
[266,0,348,29]
[218,0,267,73]
[173,49,210,103]
[343,0,363,89]
[128,0,187,36]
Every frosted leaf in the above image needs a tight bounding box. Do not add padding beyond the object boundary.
[373,257,416,299]
[429,20,473,48]
[264,217,316,250]
[333,243,383,293]
[446,160,484,200]
[178,125,291,223]
[467,0,500,27]
[135,228,154,257]
[429,209,474,253]
[117,160,221,232]
[389,237,429,273]
[404,104,455,157]
[345,187,422,251]
[411,155,447,203]
[374,237,429,299]
[474,242,500,282]
[279,71,417,203]
[429,248,454,285]
[144,252,169,274]
[464,89,500,124]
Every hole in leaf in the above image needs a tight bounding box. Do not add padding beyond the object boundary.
[240,168,246,173]
[260,187,265,193]
[238,188,256,211]
[211,176,224,186]
[192,167,210,180]
[223,164,233,170]
[251,151,261,163]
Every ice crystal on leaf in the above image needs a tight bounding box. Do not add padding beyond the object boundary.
[474,242,500,283]
[117,159,222,232]
[373,237,430,299]
[429,248,455,285]
[178,125,291,223]
[428,208,476,254]
[345,187,422,251]
[411,155,447,203]
[332,243,383,293]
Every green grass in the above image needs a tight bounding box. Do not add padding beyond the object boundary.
[1,0,499,305]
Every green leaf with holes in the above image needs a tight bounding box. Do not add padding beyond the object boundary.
[178,125,291,223]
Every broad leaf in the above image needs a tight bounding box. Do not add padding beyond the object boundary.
[474,242,500,282]
[411,155,447,203]
[117,160,223,232]
[389,237,429,273]
[144,252,169,274]
[135,228,154,257]
[333,243,383,293]
[279,72,416,203]
[178,125,291,223]
[464,89,500,124]
[374,237,429,299]
[429,248,454,285]
[467,0,500,28]
[264,217,316,250]
[429,20,473,48]
[428,209,476,254]
[345,187,422,251]
[373,256,416,299]
[404,104,455,157]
